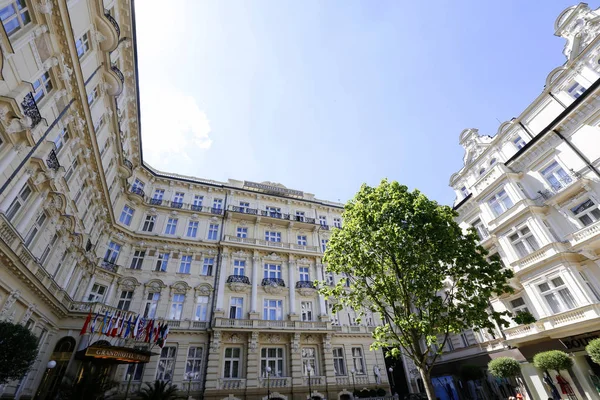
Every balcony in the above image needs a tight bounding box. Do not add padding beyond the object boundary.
[262,277,285,287]
[95,10,120,52]
[535,175,587,206]
[104,10,120,38]
[149,198,163,205]
[295,280,316,289]
[227,275,251,293]
[304,376,325,386]
[211,207,224,215]
[218,379,246,390]
[330,325,377,334]
[129,187,145,198]
[227,275,251,285]
[46,149,60,171]
[100,260,119,273]
[510,242,569,274]
[119,159,133,178]
[223,235,320,253]
[259,377,290,388]
[335,376,370,386]
[104,65,124,96]
[21,92,42,128]
[164,319,208,330]
[568,219,600,248]
[170,201,183,209]
[214,318,328,330]
[319,224,330,231]
[227,206,320,227]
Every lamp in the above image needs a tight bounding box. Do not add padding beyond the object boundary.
[351,367,357,394]
[266,366,272,400]
[388,367,395,396]
[306,363,313,400]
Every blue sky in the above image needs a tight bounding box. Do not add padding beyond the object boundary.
[136,0,579,205]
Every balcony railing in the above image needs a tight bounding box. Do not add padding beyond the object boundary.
[150,198,162,205]
[228,206,322,225]
[211,207,223,215]
[104,10,120,37]
[111,65,125,84]
[123,159,133,171]
[46,150,60,171]
[170,201,183,209]
[295,280,316,289]
[319,224,330,230]
[100,260,119,273]
[227,275,251,284]
[130,187,145,197]
[536,176,577,200]
[213,318,331,330]
[262,277,285,287]
[218,379,246,390]
[223,235,320,253]
[259,377,290,388]
[21,92,42,127]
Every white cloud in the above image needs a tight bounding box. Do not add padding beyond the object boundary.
[140,84,213,167]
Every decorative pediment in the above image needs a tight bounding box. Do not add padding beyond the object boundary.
[231,250,248,258]
[170,281,191,294]
[119,277,140,290]
[145,279,166,292]
[264,252,281,261]
[195,283,213,296]
[459,128,493,167]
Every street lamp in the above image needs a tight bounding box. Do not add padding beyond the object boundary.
[266,366,272,400]
[306,363,313,400]
[388,367,395,397]
[351,368,357,395]
[35,361,57,400]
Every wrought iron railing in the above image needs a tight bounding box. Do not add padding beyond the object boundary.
[104,10,120,37]
[21,92,42,127]
[150,198,163,205]
[227,275,251,285]
[100,260,118,273]
[123,159,133,171]
[211,207,223,215]
[130,187,145,197]
[46,150,60,171]
[85,239,93,252]
[295,280,315,289]
[191,204,203,211]
[536,176,577,201]
[171,201,183,209]
[111,65,125,84]
[261,277,285,287]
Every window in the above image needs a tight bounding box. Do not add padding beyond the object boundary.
[172,192,184,207]
[192,195,203,211]
[208,224,219,240]
[6,183,32,221]
[479,168,486,175]
[343,272,351,287]
[580,271,600,302]
[460,332,470,347]
[165,218,178,235]
[567,82,587,99]
[264,264,282,279]
[195,296,209,321]
[187,221,199,238]
[541,161,572,191]
[538,276,578,314]
[24,212,46,247]
[299,267,310,282]
[132,178,145,192]
[261,348,284,377]
[301,302,313,321]
[263,299,283,320]
[233,260,245,276]
[490,158,497,166]
[185,347,203,381]
[319,216,327,226]
[53,127,70,152]
[152,189,165,204]
[295,211,305,222]
[239,201,250,213]
[351,347,366,374]
[1,0,32,36]
[32,72,53,103]
[513,136,526,150]
[212,198,223,213]
[236,227,248,238]
[321,239,329,252]
[87,86,98,106]
[302,347,317,375]
[509,297,530,315]
[326,272,334,286]
[87,283,107,302]
[142,215,156,232]
[104,241,121,263]
[266,206,281,218]
[130,250,145,270]
[488,189,513,217]
[265,231,281,242]
[117,290,133,311]
[297,235,307,246]
[509,226,540,258]
[202,257,214,276]
[144,292,160,318]
[333,347,346,376]
[94,115,104,132]
[334,218,342,228]
[471,218,489,240]
[169,294,185,320]
[155,252,169,272]
[64,158,78,182]
[223,348,241,378]
[571,199,600,227]
[156,346,177,381]
[126,363,145,382]
[119,205,135,226]
[179,255,192,274]
[229,297,243,319]
[76,31,90,58]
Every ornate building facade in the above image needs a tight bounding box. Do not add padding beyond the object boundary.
[0,1,390,399]
[415,3,600,400]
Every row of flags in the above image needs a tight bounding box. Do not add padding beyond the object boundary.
[80,311,170,347]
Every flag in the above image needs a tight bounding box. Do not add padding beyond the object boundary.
[133,316,141,339]
[80,312,92,335]
[111,312,121,337]
[145,319,154,343]
[118,313,128,337]
[101,311,109,334]
[160,324,169,348]
[91,312,100,333]
[123,314,132,338]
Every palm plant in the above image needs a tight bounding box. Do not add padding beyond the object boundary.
[138,380,182,400]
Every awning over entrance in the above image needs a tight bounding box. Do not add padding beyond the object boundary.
[75,345,155,364]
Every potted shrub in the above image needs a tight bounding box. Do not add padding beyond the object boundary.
[488,357,521,379]
[512,311,536,325]
[586,338,600,365]
[533,350,573,373]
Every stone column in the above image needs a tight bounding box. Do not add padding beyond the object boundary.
[316,262,328,320]
[105,275,119,307]
[246,331,260,387]
[83,274,96,301]
[322,334,336,386]
[68,268,84,298]
[215,252,229,314]
[16,191,46,233]
[250,254,260,318]
[204,331,222,390]
[290,332,304,387]
[0,169,32,213]
[289,257,297,319]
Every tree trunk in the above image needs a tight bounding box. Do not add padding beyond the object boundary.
[418,367,437,400]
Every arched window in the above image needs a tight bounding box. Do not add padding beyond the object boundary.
[490,158,497,166]
[53,336,76,353]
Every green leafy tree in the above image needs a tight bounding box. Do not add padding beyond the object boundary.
[533,350,573,373]
[586,338,600,365]
[0,321,38,385]
[488,357,521,379]
[319,180,513,399]
[138,380,182,400]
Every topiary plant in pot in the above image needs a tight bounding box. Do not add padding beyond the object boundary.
[533,350,573,373]
[488,357,521,379]
[586,338,600,366]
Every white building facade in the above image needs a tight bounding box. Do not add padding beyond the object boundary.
[0,1,392,399]
[430,3,600,400]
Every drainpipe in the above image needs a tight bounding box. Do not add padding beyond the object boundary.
[201,192,229,396]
